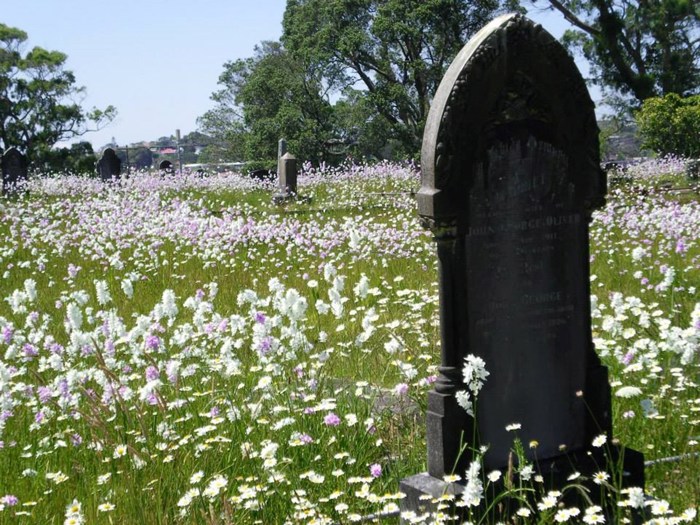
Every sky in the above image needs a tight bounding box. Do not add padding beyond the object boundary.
[2,1,585,150]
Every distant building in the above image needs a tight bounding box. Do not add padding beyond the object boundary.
[156,147,177,155]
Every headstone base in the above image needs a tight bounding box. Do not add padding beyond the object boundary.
[272,192,311,205]
[400,446,645,524]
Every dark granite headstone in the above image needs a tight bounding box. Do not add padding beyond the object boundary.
[96,148,121,181]
[159,159,174,174]
[400,13,643,517]
[272,152,298,203]
[1,147,28,195]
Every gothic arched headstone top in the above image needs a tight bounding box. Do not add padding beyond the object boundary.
[2,147,29,194]
[418,13,605,231]
[97,148,121,181]
[159,159,174,174]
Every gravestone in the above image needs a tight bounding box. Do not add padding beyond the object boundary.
[159,159,174,175]
[272,152,298,203]
[400,13,643,517]
[1,147,28,195]
[96,148,121,181]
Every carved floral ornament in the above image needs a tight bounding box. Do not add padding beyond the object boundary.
[418,13,605,226]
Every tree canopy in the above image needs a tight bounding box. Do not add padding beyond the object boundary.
[282,0,521,157]
[198,41,334,163]
[636,93,700,157]
[530,0,700,109]
[0,23,115,157]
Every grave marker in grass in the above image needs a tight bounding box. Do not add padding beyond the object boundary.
[400,13,644,517]
[273,152,299,203]
[96,148,121,182]
[1,147,28,195]
[159,159,174,175]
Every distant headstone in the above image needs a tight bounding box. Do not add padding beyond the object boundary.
[96,148,121,181]
[249,168,274,181]
[1,147,28,195]
[401,13,643,516]
[273,152,297,203]
[159,159,174,175]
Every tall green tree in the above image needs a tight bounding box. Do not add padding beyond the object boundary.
[282,0,522,156]
[33,141,96,175]
[636,93,700,157]
[530,1,700,109]
[0,23,116,157]
[332,89,401,160]
[198,41,334,163]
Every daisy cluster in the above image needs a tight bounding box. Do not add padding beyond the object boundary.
[0,159,697,523]
[589,185,699,458]
[0,162,439,522]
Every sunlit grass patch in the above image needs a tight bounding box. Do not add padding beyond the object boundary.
[0,160,697,523]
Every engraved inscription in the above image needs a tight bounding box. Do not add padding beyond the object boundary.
[465,134,588,467]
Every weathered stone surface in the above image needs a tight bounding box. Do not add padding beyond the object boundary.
[273,152,298,203]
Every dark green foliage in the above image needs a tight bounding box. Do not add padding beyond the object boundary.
[198,41,334,163]
[0,23,116,156]
[636,93,700,157]
[533,0,699,110]
[33,141,96,175]
[282,0,522,157]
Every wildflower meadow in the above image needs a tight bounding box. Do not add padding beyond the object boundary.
[0,160,698,524]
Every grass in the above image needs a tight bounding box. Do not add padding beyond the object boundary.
[0,159,697,524]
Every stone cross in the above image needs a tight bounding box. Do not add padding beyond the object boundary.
[1,147,28,195]
[400,13,643,516]
[273,152,298,203]
[96,148,121,181]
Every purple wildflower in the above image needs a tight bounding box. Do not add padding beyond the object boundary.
[145,365,159,381]
[258,336,272,355]
[0,495,19,506]
[37,386,52,404]
[369,463,382,478]
[145,335,160,350]
[23,344,38,358]
[2,326,13,344]
[67,264,80,278]
[324,413,341,426]
[394,383,409,395]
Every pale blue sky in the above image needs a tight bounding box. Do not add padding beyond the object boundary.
[3,2,582,149]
